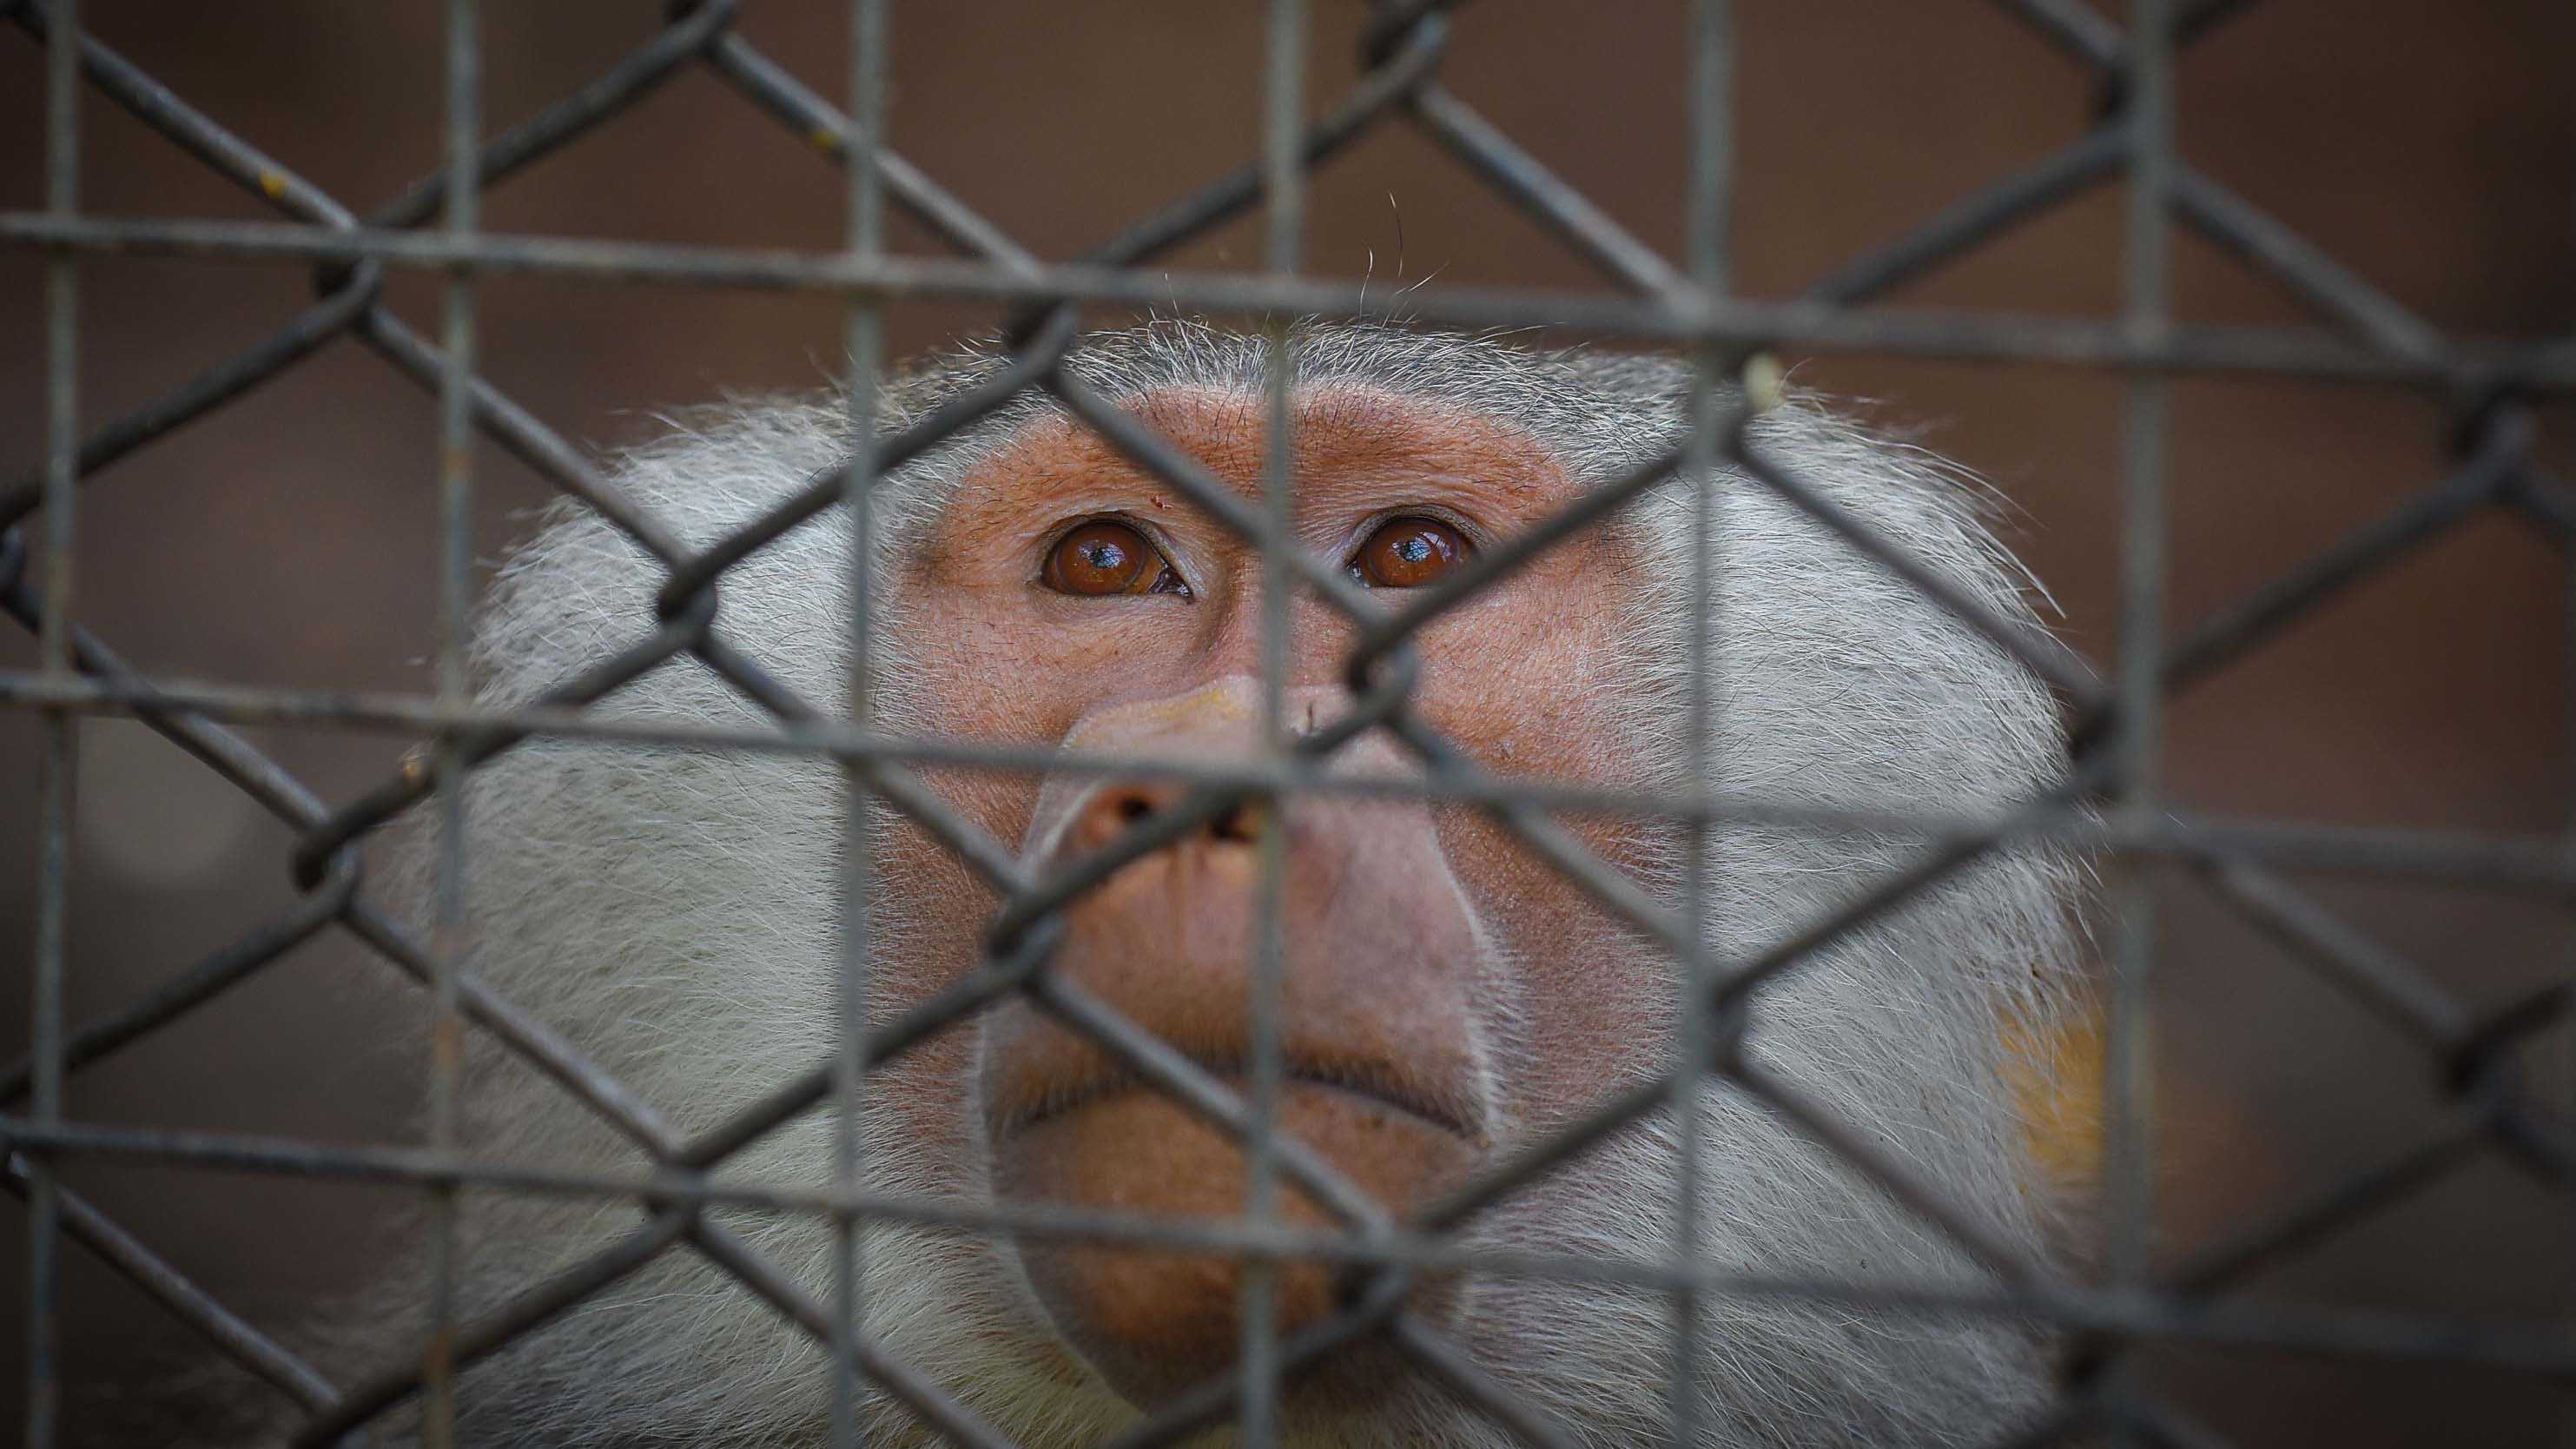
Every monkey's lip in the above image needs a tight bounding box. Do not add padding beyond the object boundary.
[990,1055,1483,1143]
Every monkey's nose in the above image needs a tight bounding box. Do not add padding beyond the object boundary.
[1061,778,1267,858]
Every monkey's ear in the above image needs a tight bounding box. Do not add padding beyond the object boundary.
[1999,996,2107,1214]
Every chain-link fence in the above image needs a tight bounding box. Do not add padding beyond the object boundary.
[3,1,2573,1446]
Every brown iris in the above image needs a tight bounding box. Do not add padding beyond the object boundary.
[1043,520,1186,597]
[1351,517,1469,589]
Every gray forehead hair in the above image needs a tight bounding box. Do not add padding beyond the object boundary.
[866,319,1703,521]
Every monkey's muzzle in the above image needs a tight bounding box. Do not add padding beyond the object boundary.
[978,680,1496,1410]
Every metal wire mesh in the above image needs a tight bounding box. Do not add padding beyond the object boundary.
[3,1,2573,1446]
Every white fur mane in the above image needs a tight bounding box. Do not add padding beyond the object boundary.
[251,322,2086,1449]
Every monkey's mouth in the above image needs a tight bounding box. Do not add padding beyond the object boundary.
[990,1054,1483,1143]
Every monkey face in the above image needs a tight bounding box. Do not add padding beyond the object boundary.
[426,329,2079,1448]
[866,386,1665,1410]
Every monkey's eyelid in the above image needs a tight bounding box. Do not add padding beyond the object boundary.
[1344,501,1489,548]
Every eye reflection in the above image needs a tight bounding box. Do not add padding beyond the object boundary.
[1042,519,1188,598]
[1351,517,1469,589]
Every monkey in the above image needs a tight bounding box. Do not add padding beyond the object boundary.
[236,321,2091,1449]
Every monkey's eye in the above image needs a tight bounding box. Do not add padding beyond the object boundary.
[1042,519,1189,598]
[1349,517,1470,589]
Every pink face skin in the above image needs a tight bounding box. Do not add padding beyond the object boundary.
[866,386,1671,1408]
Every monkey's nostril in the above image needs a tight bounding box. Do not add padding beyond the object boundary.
[1210,800,1259,844]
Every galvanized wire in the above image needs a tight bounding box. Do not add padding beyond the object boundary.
[0,3,2570,1447]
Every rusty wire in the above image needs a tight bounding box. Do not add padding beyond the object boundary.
[2,1,2573,1446]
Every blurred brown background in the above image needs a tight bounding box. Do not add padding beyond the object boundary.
[1,2,2572,1444]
